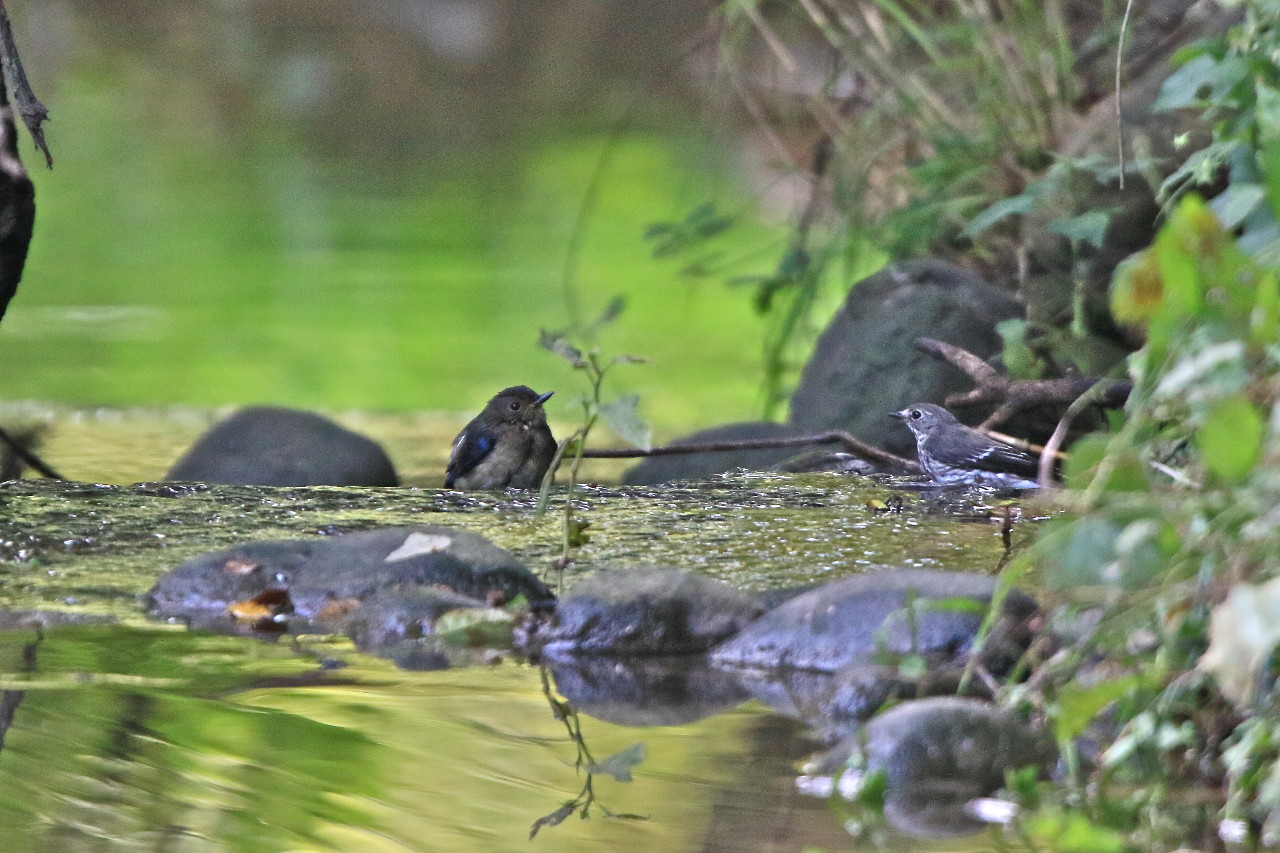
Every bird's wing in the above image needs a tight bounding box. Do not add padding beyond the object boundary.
[445,430,494,487]
[966,440,1040,478]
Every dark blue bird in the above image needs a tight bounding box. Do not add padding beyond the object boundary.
[445,386,557,490]
[890,402,1041,489]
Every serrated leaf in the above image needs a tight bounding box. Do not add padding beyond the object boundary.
[1048,210,1113,249]
[539,330,586,368]
[963,193,1037,238]
[599,395,651,450]
[588,743,647,782]
[594,296,626,328]
[1196,394,1263,484]
[1153,53,1250,112]
[529,803,577,839]
[1054,675,1143,741]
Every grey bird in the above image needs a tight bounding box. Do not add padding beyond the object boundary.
[890,403,1040,489]
[445,386,557,490]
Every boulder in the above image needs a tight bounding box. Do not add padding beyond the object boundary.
[147,526,552,628]
[806,697,1055,839]
[789,260,1023,456]
[167,406,399,487]
[622,422,833,485]
[519,568,765,658]
[711,569,1037,673]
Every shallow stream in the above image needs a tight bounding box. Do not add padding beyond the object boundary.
[0,412,1035,852]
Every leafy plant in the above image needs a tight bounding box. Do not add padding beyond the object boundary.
[538,306,650,586]
[1002,187,1280,845]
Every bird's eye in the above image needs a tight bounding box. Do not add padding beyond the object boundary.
[910,409,923,420]
[508,401,521,411]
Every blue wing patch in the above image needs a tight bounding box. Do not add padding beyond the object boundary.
[445,431,495,487]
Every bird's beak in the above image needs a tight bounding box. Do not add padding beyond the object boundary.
[533,391,554,408]
[888,410,907,420]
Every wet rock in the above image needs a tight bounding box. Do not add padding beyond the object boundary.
[805,697,1055,839]
[711,569,1037,673]
[789,260,1023,457]
[621,422,833,485]
[147,526,553,627]
[166,406,399,487]
[519,568,765,658]
[339,586,488,649]
[550,656,750,726]
[772,450,877,475]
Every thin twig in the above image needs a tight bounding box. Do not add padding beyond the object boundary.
[578,430,919,473]
[1115,0,1134,190]
[0,425,61,479]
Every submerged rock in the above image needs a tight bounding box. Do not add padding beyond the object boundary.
[147,526,552,629]
[711,569,1037,673]
[621,422,833,485]
[518,568,765,658]
[804,697,1055,839]
[167,406,399,487]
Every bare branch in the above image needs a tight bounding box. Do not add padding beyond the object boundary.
[0,1,50,168]
[580,430,920,473]
[914,337,1130,430]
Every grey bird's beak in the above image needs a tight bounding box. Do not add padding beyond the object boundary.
[888,410,907,420]
[533,391,555,408]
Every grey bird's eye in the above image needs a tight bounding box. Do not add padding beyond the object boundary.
[508,401,521,411]
[911,409,923,420]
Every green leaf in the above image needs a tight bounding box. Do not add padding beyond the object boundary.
[1153,53,1250,112]
[599,394,652,451]
[1196,394,1263,484]
[539,330,586,368]
[1209,182,1267,228]
[1060,433,1111,488]
[1023,808,1129,853]
[963,193,1036,238]
[1048,210,1113,249]
[1054,675,1144,741]
[588,742,647,782]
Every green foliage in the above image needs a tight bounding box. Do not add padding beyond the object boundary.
[538,308,650,584]
[1012,184,1280,844]
[1154,0,1280,262]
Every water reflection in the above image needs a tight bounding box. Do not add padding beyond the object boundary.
[0,621,1015,852]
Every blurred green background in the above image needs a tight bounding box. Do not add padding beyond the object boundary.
[0,0,802,434]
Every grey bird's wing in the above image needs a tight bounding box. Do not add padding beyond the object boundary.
[956,433,1040,479]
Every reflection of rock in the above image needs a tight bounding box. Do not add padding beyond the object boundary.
[712,569,1037,674]
[549,656,750,727]
[167,406,399,487]
[521,568,764,658]
[622,422,833,485]
[736,664,991,740]
[789,260,1023,457]
[147,526,551,626]
[340,585,487,649]
[806,697,1055,840]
